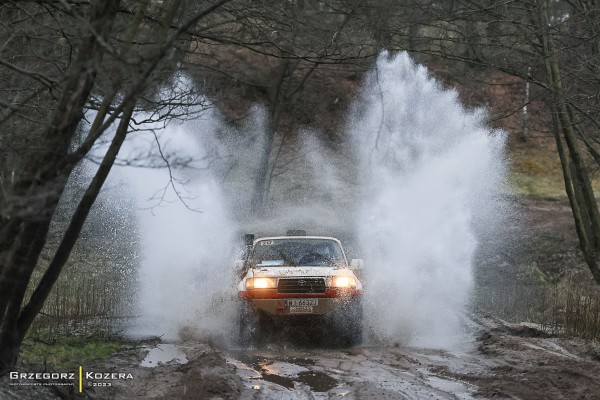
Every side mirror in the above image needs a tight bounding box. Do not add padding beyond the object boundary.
[350,259,364,270]
[243,234,255,246]
[234,260,245,272]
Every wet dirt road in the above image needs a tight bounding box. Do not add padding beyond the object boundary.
[8,316,599,400]
[221,316,600,400]
[226,342,483,399]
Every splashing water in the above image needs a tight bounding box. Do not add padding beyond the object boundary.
[95,54,508,348]
[349,52,508,348]
[109,99,238,342]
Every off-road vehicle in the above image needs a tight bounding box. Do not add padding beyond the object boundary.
[236,230,364,346]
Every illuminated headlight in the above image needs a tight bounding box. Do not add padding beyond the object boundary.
[245,277,277,290]
[329,276,357,288]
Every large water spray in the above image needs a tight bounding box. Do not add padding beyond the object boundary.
[350,52,508,347]
[96,53,509,348]
[109,104,238,341]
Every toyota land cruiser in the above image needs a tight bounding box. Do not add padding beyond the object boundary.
[236,231,364,346]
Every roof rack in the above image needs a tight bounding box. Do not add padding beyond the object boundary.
[286,229,306,236]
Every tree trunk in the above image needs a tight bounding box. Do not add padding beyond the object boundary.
[0,222,50,371]
[251,62,288,214]
[538,0,600,283]
[17,103,135,341]
[0,0,121,374]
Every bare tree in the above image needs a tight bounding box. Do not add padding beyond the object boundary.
[348,0,600,283]
[181,0,377,214]
[0,0,230,373]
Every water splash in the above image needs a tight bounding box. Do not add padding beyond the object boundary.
[111,97,238,342]
[95,54,510,349]
[349,52,508,347]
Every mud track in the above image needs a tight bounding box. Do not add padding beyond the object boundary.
[2,316,600,399]
[81,317,600,399]
[221,316,600,399]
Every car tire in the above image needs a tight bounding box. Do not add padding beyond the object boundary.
[238,301,258,346]
[239,301,273,346]
[342,300,363,346]
[330,298,363,347]
[342,316,363,347]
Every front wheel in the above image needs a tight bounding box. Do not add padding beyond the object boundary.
[238,301,258,346]
[238,301,273,346]
[330,299,363,347]
[341,316,363,346]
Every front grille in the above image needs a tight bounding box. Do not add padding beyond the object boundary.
[277,278,326,294]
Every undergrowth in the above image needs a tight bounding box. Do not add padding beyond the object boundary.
[19,333,125,371]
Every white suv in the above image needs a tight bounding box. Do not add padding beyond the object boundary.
[236,231,364,346]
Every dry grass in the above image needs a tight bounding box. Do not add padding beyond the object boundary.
[26,248,137,341]
[561,275,600,340]
[481,265,600,341]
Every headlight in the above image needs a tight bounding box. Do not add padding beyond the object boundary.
[245,277,277,289]
[329,276,356,288]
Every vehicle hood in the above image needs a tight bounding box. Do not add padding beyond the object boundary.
[250,266,353,278]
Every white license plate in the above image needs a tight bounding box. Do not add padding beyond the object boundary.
[289,306,313,314]
[285,299,318,307]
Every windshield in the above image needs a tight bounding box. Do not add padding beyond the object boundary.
[250,239,345,267]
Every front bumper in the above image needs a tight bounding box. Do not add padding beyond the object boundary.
[239,289,362,316]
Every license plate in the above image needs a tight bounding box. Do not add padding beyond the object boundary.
[289,306,313,314]
[285,299,318,307]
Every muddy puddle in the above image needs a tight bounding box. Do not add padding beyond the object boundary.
[140,343,189,367]
[228,352,338,393]
[225,344,481,399]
